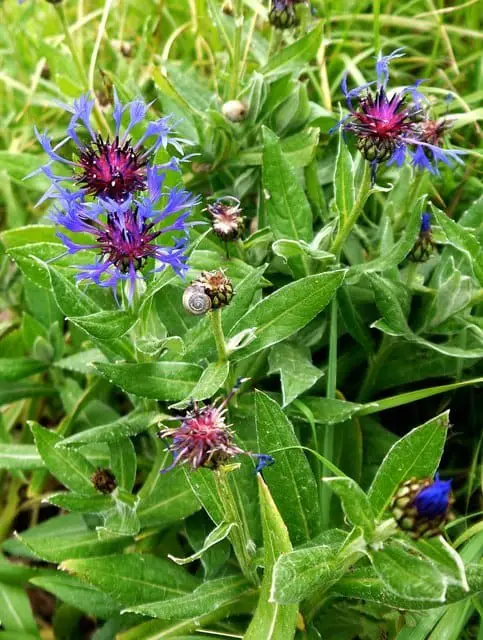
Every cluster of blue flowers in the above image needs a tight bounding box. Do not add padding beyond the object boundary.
[34,91,199,302]
[333,49,465,182]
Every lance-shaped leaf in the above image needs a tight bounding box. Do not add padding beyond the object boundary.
[30,422,98,496]
[61,554,200,608]
[93,361,202,401]
[168,521,235,566]
[324,477,375,541]
[244,477,298,639]
[368,411,449,518]
[230,271,345,361]
[255,391,321,545]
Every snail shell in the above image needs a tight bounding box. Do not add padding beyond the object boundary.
[183,285,212,315]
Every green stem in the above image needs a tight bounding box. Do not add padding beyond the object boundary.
[330,162,371,256]
[229,0,244,99]
[0,476,22,543]
[321,297,338,529]
[214,469,259,585]
[373,0,381,53]
[210,309,228,363]
[356,334,392,403]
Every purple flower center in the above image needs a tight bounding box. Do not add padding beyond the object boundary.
[76,135,147,202]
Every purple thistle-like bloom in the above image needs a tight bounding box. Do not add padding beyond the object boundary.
[332,50,465,181]
[34,91,192,203]
[158,381,275,473]
[52,166,198,301]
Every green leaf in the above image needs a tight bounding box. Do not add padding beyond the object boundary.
[348,196,425,281]
[369,544,447,603]
[271,530,346,604]
[125,575,252,619]
[3,514,131,562]
[30,422,97,496]
[230,271,345,361]
[137,467,201,528]
[68,310,137,341]
[46,492,113,513]
[368,411,449,518]
[244,477,298,639]
[0,444,43,470]
[289,396,377,425]
[262,22,323,76]
[0,358,48,382]
[433,206,483,284]
[268,343,323,407]
[0,582,37,634]
[30,574,119,618]
[333,125,355,225]
[59,411,160,447]
[61,554,200,608]
[168,521,235,566]
[0,382,57,406]
[55,349,107,375]
[237,128,320,169]
[171,361,230,409]
[324,477,375,541]
[93,361,202,401]
[110,439,136,492]
[333,564,483,610]
[369,273,483,359]
[255,391,321,545]
[262,127,312,277]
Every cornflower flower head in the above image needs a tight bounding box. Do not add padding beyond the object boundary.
[332,49,465,182]
[269,0,307,29]
[158,381,275,473]
[51,165,198,302]
[34,91,192,204]
[391,473,454,539]
[409,212,434,262]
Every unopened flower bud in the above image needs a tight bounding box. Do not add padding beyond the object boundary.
[391,474,454,539]
[222,0,234,15]
[409,213,435,262]
[222,100,247,123]
[269,0,306,29]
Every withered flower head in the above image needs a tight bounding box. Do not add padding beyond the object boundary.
[158,381,275,473]
[91,468,117,494]
[207,197,245,241]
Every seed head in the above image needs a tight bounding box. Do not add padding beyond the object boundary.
[190,270,234,309]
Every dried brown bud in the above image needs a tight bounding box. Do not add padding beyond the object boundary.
[91,468,117,494]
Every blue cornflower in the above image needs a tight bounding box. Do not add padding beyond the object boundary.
[33,91,192,204]
[332,49,465,182]
[51,165,198,301]
[252,453,275,474]
[420,212,432,233]
[391,473,454,539]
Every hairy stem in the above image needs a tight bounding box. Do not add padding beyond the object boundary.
[210,309,228,363]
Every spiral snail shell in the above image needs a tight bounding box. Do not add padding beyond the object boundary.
[183,285,212,315]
